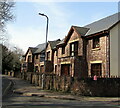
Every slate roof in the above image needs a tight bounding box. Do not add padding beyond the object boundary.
[24,43,46,56]
[34,43,46,54]
[57,26,89,46]
[72,26,89,36]
[84,12,120,36]
[48,39,61,49]
[57,38,65,46]
[28,47,38,53]
[57,13,120,47]
[24,47,38,56]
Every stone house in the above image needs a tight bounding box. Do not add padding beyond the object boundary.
[84,12,120,77]
[21,12,119,78]
[33,43,45,73]
[45,39,61,73]
[21,43,45,73]
[56,12,119,78]
[21,47,37,72]
[56,26,89,77]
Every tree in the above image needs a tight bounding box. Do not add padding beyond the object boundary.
[0,0,14,31]
[0,0,15,44]
[2,44,22,74]
[0,0,16,74]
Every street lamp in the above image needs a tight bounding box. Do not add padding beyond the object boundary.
[38,12,49,69]
[38,13,49,53]
[38,13,49,89]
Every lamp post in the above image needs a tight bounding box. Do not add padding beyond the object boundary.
[38,13,49,89]
[39,13,49,52]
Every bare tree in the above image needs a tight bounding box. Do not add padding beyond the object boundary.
[0,0,15,44]
[0,0,14,30]
[0,0,15,74]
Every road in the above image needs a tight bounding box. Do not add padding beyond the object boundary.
[2,75,120,108]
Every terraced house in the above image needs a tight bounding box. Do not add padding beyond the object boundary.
[21,43,45,73]
[45,39,61,73]
[21,12,119,78]
[84,12,119,78]
[56,26,89,77]
[56,12,119,78]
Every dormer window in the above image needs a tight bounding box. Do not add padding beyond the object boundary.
[93,37,100,49]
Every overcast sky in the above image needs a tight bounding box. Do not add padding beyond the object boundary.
[6,1,118,52]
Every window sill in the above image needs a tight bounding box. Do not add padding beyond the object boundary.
[92,47,100,51]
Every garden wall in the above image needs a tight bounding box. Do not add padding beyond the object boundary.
[8,72,120,97]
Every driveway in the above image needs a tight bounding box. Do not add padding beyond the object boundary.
[2,75,120,108]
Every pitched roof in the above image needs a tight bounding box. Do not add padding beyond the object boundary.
[72,26,89,36]
[24,47,38,56]
[48,39,61,49]
[28,47,38,53]
[34,43,46,54]
[56,26,89,47]
[57,38,65,46]
[62,26,89,44]
[84,12,120,36]
[24,43,45,56]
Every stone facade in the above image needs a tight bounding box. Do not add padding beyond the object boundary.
[45,40,61,73]
[21,48,35,72]
[57,27,87,77]
[21,13,120,78]
[86,34,109,77]
[21,47,45,73]
[16,72,120,97]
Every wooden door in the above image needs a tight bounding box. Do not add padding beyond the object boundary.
[91,63,102,77]
[61,64,70,76]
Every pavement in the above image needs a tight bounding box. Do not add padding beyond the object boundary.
[2,75,120,107]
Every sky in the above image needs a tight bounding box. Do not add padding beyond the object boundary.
[6,1,118,52]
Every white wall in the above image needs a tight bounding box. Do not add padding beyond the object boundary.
[110,22,120,77]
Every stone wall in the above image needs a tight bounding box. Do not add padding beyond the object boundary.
[16,72,120,97]
[87,35,108,77]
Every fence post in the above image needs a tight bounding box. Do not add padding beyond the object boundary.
[42,73,45,89]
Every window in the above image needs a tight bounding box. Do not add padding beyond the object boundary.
[91,63,102,77]
[35,66,39,72]
[55,65,57,74]
[40,54,45,62]
[62,46,65,54]
[28,56,31,63]
[36,54,38,59]
[47,51,50,60]
[93,37,100,49]
[40,57,45,62]
[70,41,78,56]
[56,50,58,56]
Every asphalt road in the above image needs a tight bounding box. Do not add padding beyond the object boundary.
[2,75,120,108]
[2,76,13,98]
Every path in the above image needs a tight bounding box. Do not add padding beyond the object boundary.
[2,75,119,108]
